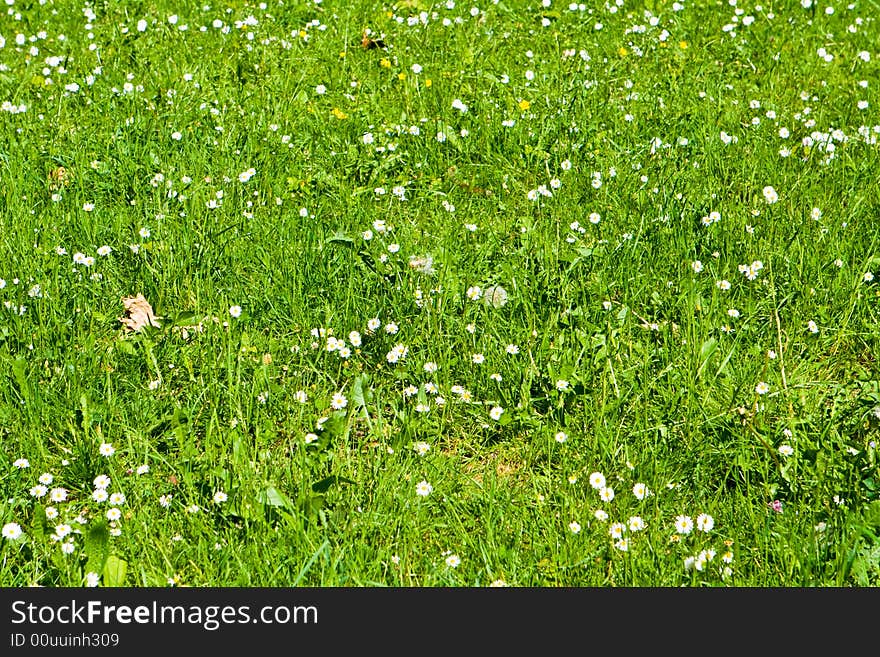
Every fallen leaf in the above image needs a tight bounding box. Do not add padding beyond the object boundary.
[361,35,387,50]
[119,294,161,332]
[48,166,72,190]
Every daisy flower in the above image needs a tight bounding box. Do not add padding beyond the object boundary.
[632,483,649,500]
[696,513,714,532]
[2,522,23,540]
[674,515,694,535]
[49,488,68,503]
[628,516,646,532]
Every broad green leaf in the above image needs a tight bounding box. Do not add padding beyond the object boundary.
[11,356,28,401]
[172,311,201,326]
[321,411,347,438]
[115,339,137,356]
[84,521,110,575]
[780,461,794,487]
[699,337,718,360]
[231,431,247,466]
[259,485,296,512]
[357,249,377,273]
[302,494,325,516]
[311,475,356,493]
[697,338,718,378]
[325,232,354,247]
[351,374,371,408]
[30,506,49,544]
[865,500,880,529]
[102,555,128,587]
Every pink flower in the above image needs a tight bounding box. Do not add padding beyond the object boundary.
[769,499,783,513]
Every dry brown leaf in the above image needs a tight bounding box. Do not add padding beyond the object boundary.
[48,166,72,190]
[119,294,161,332]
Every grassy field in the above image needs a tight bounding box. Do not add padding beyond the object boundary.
[1,0,878,587]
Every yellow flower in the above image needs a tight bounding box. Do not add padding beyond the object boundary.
[331,107,348,120]
[397,72,406,80]
[679,40,688,49]
[299,30,307,38]
[518,99,531,111]
[618,47,628,57]
[425,79,432,88]
[380,58,391,68]
[339,51,346,58]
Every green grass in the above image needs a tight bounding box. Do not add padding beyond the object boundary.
[0,0,878,587]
